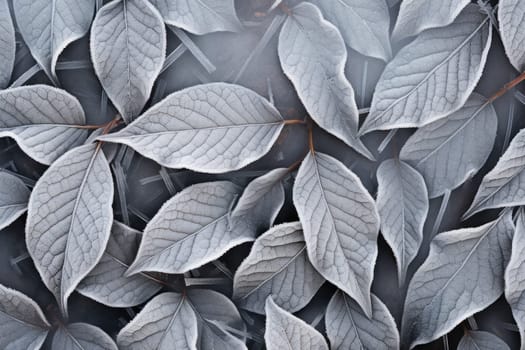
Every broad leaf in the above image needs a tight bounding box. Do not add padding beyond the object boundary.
[293,151,379,317]
[360,4,492,134]
[309,0,392,61]
[265,297,329,350]
[0,0,14,88]
[150,0,241,35]
[91,0,166,123]
[52,323,117,350]
[278,2,373,160]
[187,289,247,350]
[392,0,470,41]
[126,181,253,275]
[117,292,198,350]
[99,83,286,172]
[400,93,497,198]
[77,221,162,308]
[26,143,114,316]
[13,0,95,81]
[0,85,88,165]
[0,284,50,350]
[499,0,525,71]
[233,222,325,314]
[463,128,525,219]
[401,213,514,349]
[326,291,399,350]
[376,159,428,286]
[0,172,30,231]
[457,331,510,350]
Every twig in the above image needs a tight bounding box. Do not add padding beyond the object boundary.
[431,189,451,237]
[170,27,216,74]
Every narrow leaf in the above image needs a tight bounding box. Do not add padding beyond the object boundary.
[233,222,325,314]
[376,159,428,286]
[99,83,285,173]
[117,292,198,350]
[0,85,88,165]
[265,297,329,350]
[326,291,400,350]
[278,2,373,160]
[401,213,514,349]
[499,0,525,72]
[457,331,510,350]
[360,4,492,134]
[400,93,498,198]
[293,151,379,317]
[0,0,15,88]
[52,323,117,350]
[0,284,50,350]
[0,172,30,231]
[26,143,114,316]
[91,0,166,123]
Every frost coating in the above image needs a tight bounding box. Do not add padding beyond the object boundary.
[499,0,525,71]
[0,0,15,88]
[52,323,117,350]
[0,172,30,231]
[457,331,510,350]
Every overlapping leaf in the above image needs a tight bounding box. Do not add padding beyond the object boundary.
[0,172,30,231]
[0,0,14,88]
[457,331,510,350]
[499,0,525,72]
[52,323,117,350]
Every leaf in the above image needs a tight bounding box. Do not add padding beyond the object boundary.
[391,0,470,41]
[278,2,373,160]
[0,0,15,88]
[325,291,399,350]
[293,151,379,317]
[463,128,525,219]
[13,0,95,81]
[401,213,514,349]
[0,85,88,165]
[457,331,510,350]
[149,0,241,35]
[400,93,497,199]
[233,222,325,314]
[126,181,254,276]
[0,172,30,231]
[505,210,525,350]
[52,323,117,350]
[0,284,50,350]
[376,159,428,286]
[91,0,166,123]
[26,143,114,316]
[265,297,329,350]
[98,83,286,173]
[187,289,247,350]
[360,4,492,134]
[117,292,198,350]
[308,0,392,61]
[499,0,525,72]
[77,221,162,308]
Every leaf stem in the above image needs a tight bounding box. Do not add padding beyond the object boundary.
[431,189,451,237]
[283,119,306,125]
[488,70,525,103]
[307,119,315,153]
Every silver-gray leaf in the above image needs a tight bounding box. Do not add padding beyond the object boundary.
[26,143,114,317]
[91,0,166,123]
[278,2,373,160]
[326,291,399,350]
[117,292,198,350]
[0,0,15,88]
[150,0,241,35]
[360,4,492,134]
[463,128,525,219]
[126,181,253,276]
[400,93,497,198]
[401,212,514,349]
[499,0,525,72]
[0,85,88,165]
[0,172,30,231]
[99,83,285,173]
[187,289,247,350]
[77,221,162,308]
[293,151,379,317]
[457,331,510,350]
[233,222,325,314]
[505,210,525,350]
[309,0,392,61]
[391,0,470,41]
[376,159,428,286]
[0,284,50,350]
[52,323,117,350]
[265,297,329,350]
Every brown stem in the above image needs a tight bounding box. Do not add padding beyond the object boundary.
[488,70,525,103]
[279,2,292,15]
[307,119,315,154]
[284,119,306,125]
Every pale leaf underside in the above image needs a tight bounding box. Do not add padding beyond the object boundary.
[0,0,15,88]
[499,0,525,72]
[457,331,510,350]
[52,323,118,350]
[0,172,31,231]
